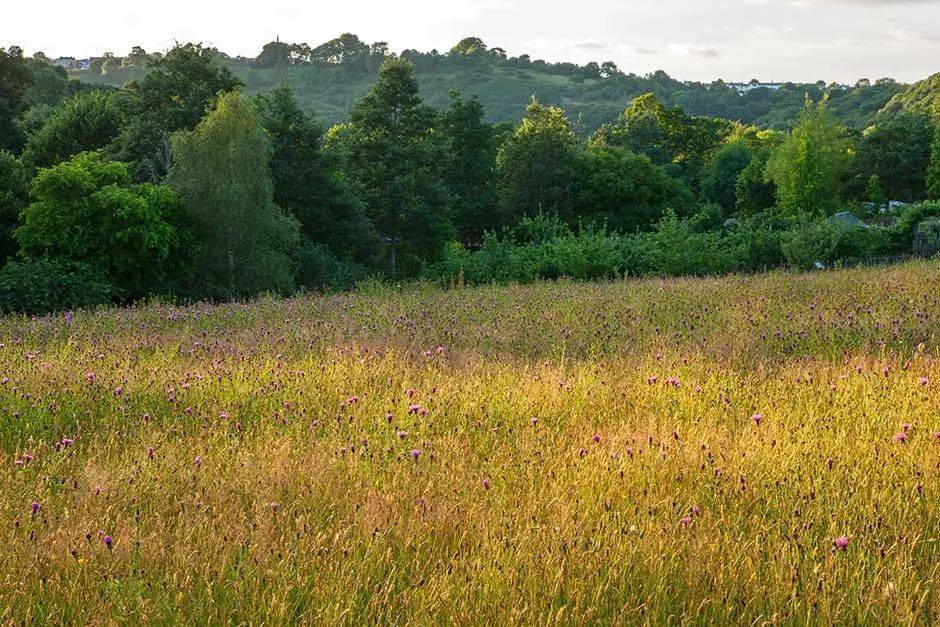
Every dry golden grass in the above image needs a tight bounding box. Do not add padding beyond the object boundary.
[0,262,938,624]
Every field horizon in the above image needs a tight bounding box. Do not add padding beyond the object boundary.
[1,260,938,623]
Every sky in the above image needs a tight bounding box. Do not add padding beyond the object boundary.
[3,0,939,83]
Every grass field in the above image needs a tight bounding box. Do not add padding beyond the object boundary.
[1,262,939,624]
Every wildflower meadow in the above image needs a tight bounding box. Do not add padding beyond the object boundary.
[1,261,938,624]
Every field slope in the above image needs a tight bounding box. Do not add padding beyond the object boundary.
[1,262,939,623]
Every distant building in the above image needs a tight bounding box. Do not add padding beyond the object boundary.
[52,57,77,69]
[727,82,785,94]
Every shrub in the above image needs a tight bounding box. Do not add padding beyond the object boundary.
[0,258,116,315]
[295,240,368,292]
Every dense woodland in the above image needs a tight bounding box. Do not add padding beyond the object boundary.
[2,38,940,313]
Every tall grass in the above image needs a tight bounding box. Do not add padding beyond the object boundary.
[1,261,938,623]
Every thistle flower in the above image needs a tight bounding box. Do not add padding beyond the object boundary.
[894,431,908,443]
[30,501,39,515]
[103,535,113,550]
[679,516,693,528]
[834,535,850,550]
[592,434,601,444]
[482,478,491,490]
[411,448,420,461]
[751,413,763,426]
[194,456,202,467]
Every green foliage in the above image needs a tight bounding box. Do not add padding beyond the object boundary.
[255,88,376,263]
[573,144,695,232]
[441,92,499,245]
[497,99,577,224]
[594,94,731,186]
[881,72,940,117]
[0,258,115,315]
[780,220,888,270]
[22,90,127,169]
[14,152,187,300]
[0,151,28,262]
[885,201,940,251]
[0,46,33,152]
[112,43,243,181]
[340,58,453,276]
[295,239,369,292]
[168,91,300,299]
[734,147,777,216]
[928,123,940,200]
[848,112,933,202]
[865,175,886,214]
[701,140,753,213]
[765,99,853,217]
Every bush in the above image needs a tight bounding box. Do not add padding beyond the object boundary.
[780,220,890,270]
[0,258,116,315]
[295,240,368,292]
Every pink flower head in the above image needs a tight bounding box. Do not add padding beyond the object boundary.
[919,377,929,386]
[592,434,601,444]
[103,535,113,550]
[410,448,420,461]
[386,412,394,423]
[482,478,491,490]
[826,457,834,470]
[751,413,763,426]
[531,417,538,426]
[894,431,908,443]
[679,516,693,528]
[86,372,95,382]
[834,535,850,550]
[147,447,155,460]
[31,501,39,515]
[194,456,202,467]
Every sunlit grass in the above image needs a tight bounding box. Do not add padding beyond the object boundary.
[1,262,938,623]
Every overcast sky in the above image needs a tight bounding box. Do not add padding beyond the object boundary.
[4,0,938,83]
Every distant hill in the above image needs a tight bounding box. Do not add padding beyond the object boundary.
[69,55,911,131]
[881,73,940,117]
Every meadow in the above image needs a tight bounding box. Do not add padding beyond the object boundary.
[1,261,938,624]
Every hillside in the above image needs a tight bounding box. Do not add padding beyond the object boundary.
[882,72,940,117]
[69,60,907,130]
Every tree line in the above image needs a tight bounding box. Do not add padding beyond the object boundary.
[1,43,939,314]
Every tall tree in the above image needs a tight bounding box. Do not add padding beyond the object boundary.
[573,144,695,232]
[928,118,940,200]
[441,92,498,245]
[339,58,453,276]
[14,152,187,299]
[496,98,578,225]
[112,43,242,181]
[701,140,754,213]
[22,90,127,170]
[0,151,28,263]
[0,46,32,152]
[254,87,376,262]
[849,111,933,203]
[765,99,852,217]
[168,91,300,298]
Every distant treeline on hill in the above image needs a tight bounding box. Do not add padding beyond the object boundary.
[1,41,940,315]
[57,34,930,130]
